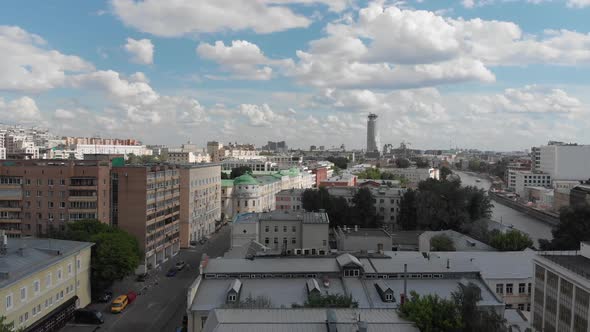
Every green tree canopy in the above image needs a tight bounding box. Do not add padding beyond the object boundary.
[50,220,141,291]
[414,158,430,168]
[0,316,23,332]
[399,292,462,332]
[303,294,358,308]
[489,229,533,251]
[230,166,252,179]
[351,187,378,228]
[430,234,456,251]
[439,166,452,181]
[540,205,590,250]
[327,156,348,169]
[126,153,162,165]
[395,158,411,168]
[452,283,508,332]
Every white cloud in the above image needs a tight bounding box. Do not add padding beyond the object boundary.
[111,0,312,37]
[0,96,41,123]
[0,25,93,93]
[568,0,590,7]
[124,38,154,64]
[54,108,77,119]
[239,103,289,126]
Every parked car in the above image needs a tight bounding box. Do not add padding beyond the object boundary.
[110,295,129,314]
[136,273,148,282]
[189,240,198,246]
[126,291,137,304]
[166,268,177,277]
[175,261,186,271]
[74,309,104,324]
[96,291,113,303]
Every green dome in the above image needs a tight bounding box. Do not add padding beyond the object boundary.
[233,174,259,186]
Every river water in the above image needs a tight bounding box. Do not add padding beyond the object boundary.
[456,171,554,245]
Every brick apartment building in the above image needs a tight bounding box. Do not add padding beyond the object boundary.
[111,164,181,269]
[0,160,111,237]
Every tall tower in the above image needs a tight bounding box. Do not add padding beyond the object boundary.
[366,113,379,152]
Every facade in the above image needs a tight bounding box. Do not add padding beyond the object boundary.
[179,164,221,248]
[507,169,552,197]
[187,252,503,332]
[265,155,302,169]
[63,136,140,146]
[167,151,211,164]
[366,113,380,153]
[319,174,357,187]
[0,235,92,331]
[380,167,439,186]
[73,144,151,157]
[111,165,181,269]
[230,211,330,255]
[539,144,590,181]
[221,158,277,173]
[262,141,288,153]
[207,141,257,162]
[275,188,305,211]
[0,160,111,237]
[532,242,590,332]
[0,147,5,160]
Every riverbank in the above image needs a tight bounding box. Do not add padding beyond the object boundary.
[488,191,559,226]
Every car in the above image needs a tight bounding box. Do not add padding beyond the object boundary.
[96,291,113,303]
[136,273,148,282]
[166,268,177,277]
[126,291,137,304]
[189,240,198,246]
[110,295,129,314]
[74,309,104,324]
[175,261,186,271]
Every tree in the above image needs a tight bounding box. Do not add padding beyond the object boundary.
[399,189,418,230]
[540,205,590,250]
[452,283,508,332]
[430,234,456,251]
[440,166,452,181]
[415,158,430,168]
[399,291,462,332]
[327,156,348,169]
[351,187,378,228]
[224,295,272,309]
[489,229,533,251]
[395,158,411,168]
[0,316,23,332]
[50,220,141,291]
[230,166,252,179]
[302,294,358,308]
[126,153,161,165]
[221,172,230,179]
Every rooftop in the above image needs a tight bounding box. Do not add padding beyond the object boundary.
[0,237,93,289]
[203,308,419,332]
[539,254,590,280]
[233,174,259,186]
[430,250,536,280]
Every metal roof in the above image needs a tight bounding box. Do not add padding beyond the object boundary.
[430,250,536,280]
[205,258,341,274]
[336,254,363,268]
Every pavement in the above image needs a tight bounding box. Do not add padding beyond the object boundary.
[62,225,230,332]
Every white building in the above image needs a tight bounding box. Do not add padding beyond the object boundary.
[540,144,590,181]
[507,170,552,197]
[168,151,211,164]
[266,155,302,169]
[0,147,5,160]
[532,242,590,332]
[380,167,439,186]
[73,144,152,157]
[221,158,277,172]
[230,210,330,255]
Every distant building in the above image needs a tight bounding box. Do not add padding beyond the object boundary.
[319,174,357,187]
[380,167,439,186]
[506,170,552,197]
[570,185,590,207]
[539,143,590,181]
[167,151,210,164]
[111,164,181,270]
[275,188,305,211]
[179,164,221,247]
[263,141,288,153]
[418,230,495,252]
[0,235,93,331]
[72,144,151,158]
[230,210,330,255]
[366,113,380,153]
[221,158,277,173]
[532,242,590,332]
[334,226,391,253]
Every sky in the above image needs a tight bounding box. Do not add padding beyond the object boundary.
[1,0,590,151]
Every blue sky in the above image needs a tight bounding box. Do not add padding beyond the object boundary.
[1,0,589,151]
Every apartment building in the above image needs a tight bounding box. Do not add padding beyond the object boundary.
[73,144,151,157]
[179,164,221,248]
[275,188,305,211]
[63,136,140,146]
[507,169,552,197]
[221,158,277,173]
[0,147,6,160]
[539,144,590,181]
[167,151,211,165]
[379,167,439,186]
[532,242,590,332]
[230,210,330,255]
[0,234,92,331]
[0,160,111,237]
[111,165,181,270]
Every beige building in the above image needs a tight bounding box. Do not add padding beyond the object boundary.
[179,164,221,248]
[111,164,181,270]
[0,234,92,331]
[168,151,211,165]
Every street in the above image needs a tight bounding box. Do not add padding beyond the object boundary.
[62,225,230,332]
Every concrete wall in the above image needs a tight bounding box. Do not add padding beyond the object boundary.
[231,222,258,248]
[301,223,329,252]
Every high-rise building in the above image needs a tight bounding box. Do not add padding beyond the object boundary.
[0,160,111,237]
[539,143,590,181]
[111,164,181,269]
[366,113,380,153]
[531,242,590,332]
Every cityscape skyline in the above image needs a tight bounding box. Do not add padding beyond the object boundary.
[1,1,590,150]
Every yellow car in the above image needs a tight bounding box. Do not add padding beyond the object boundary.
[110,295,128,314]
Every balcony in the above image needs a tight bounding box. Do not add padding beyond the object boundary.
[0,201,21,212]
[0,189,22,200]
[68,195,98,202]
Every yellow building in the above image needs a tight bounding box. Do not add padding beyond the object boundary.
[0,232,92,331]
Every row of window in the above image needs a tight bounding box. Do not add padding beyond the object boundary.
[496,282,531,295]
[265,225,297,233]
[5,259,81,311]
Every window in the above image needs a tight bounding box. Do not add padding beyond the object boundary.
[24,190,30,197]
[323,240,327,246]
[528,283,531,294]
[265,237,269,245]
[57,268,62,281]
[496,284,503,294]
[37,190,42,197]
[283,226,287,232]
[385,293,393,301]
[46,273,52,287]
[33,280,40,294]
[506,283,513,294]
[20,287,27,301]
[37,179,43,185]
[519,283,526,294]
[5,294,12,310]
[60,179,66,185]
[68,264,72,276]
[228,294,236,302]
[274,238,278,244]
[526,303,531,311]
[274,226,278,232]
[292,226,296,232]
[48,179,54,186]
[77,258,81,270]
[518,304,524,311]
[265,226,269,232]
[60,202,66,208]
[292,237,296,244]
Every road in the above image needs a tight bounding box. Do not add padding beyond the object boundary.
[456,171,553,245]
[63,225,230,332]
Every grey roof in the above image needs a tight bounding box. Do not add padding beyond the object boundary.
[539,254,590,280]
[431,250,536,280]
[379,251,480,274]
[0,237,93,288]
[337,228,390,238]
[203,308,419,332]
[374,280,393,293]
[227,279,242,294]
[336,254,363,268]
[390,231,423,246]
[205,258,341,274]
[276,189,306,196]
[421,230,495,252]
[255,210,329,224]
[306,278,321,293]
